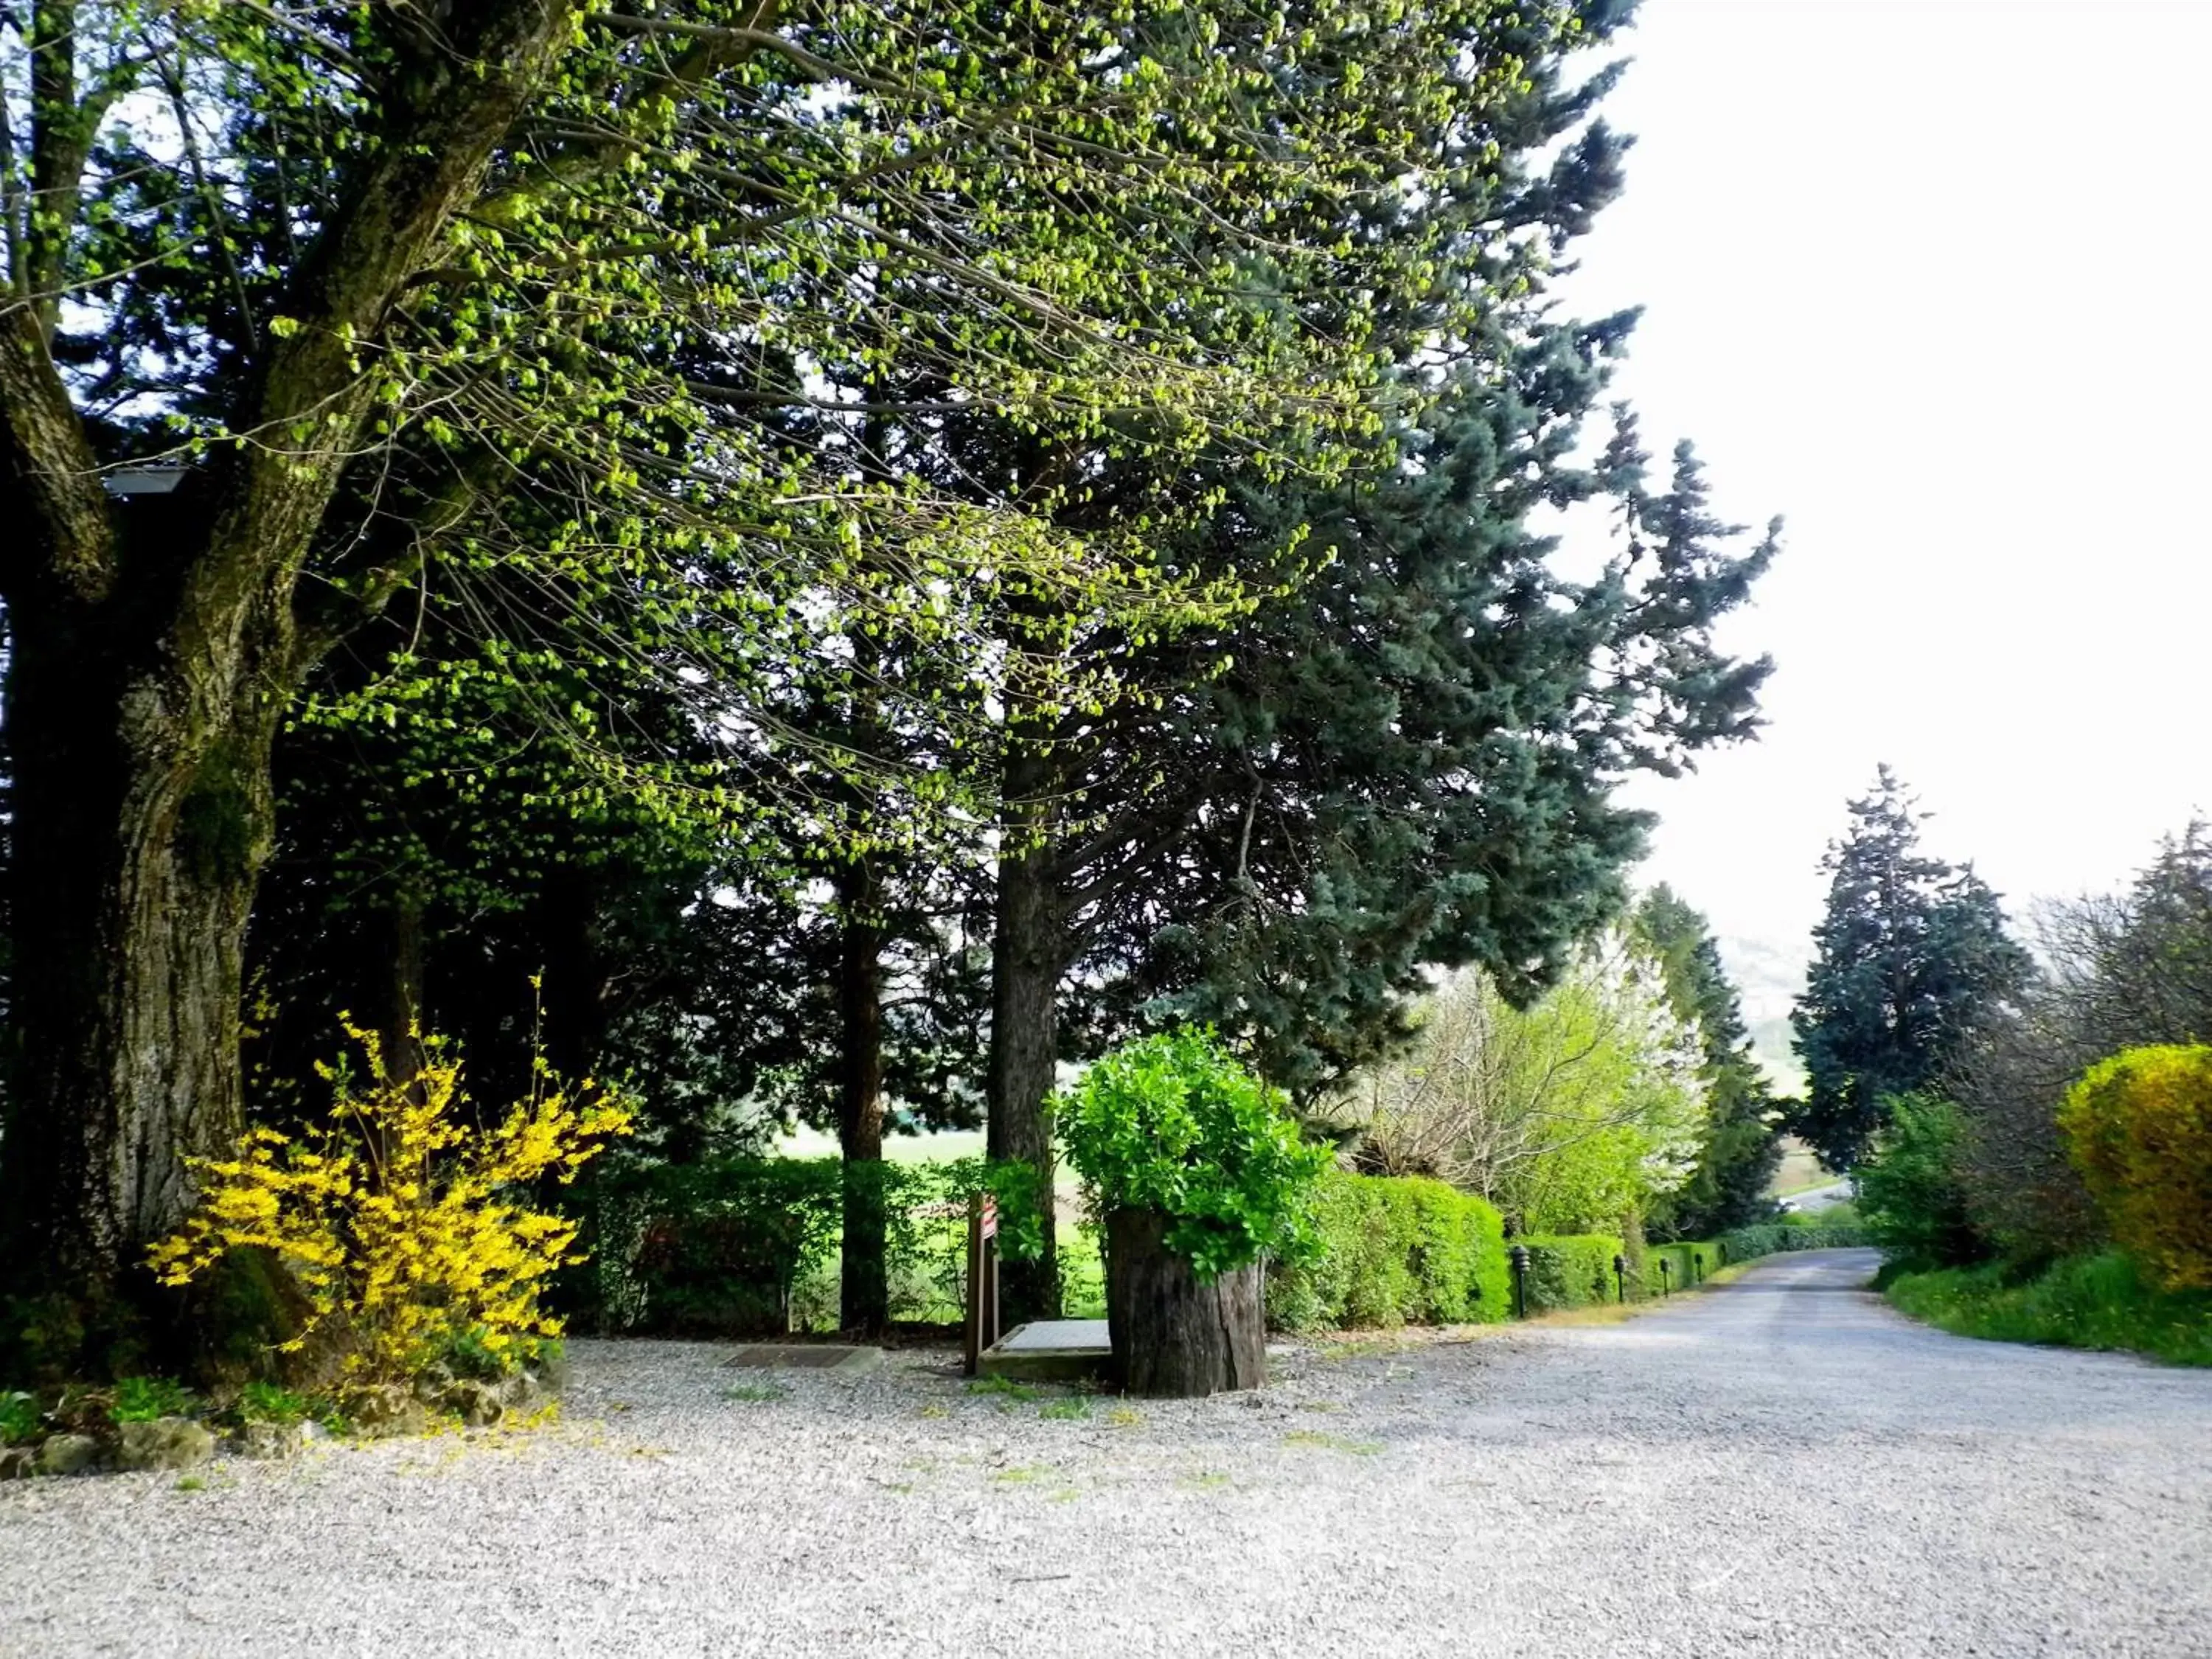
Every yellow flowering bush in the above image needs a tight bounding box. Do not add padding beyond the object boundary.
[150,1022,632,1388]
[2059,1043,2212,1291]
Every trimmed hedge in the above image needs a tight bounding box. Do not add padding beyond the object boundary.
[1519,1234,1624,1312]
[565,1155,1048,1335]
[1714,1220,1870,1260]
[1266,1172,1509,1331]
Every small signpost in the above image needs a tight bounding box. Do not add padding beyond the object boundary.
[963,1192,1001,1377]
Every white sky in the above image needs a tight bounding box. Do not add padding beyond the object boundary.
[1568,0,2212,1048]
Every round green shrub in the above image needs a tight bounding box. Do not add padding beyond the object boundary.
[1057,1029,1330,1281]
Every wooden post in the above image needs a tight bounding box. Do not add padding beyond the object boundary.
[963,1192,1001,1377]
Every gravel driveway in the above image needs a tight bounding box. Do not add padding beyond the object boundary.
[4,1248,2209,1658]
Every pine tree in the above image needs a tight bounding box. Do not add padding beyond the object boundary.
[1790,768,2032,1169]
[1635,887,1782,1237]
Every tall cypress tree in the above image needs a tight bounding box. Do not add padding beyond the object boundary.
[1791,768,2032,1169]
[1635,886,1782,1237]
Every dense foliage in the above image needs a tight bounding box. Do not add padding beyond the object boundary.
[149,1026,630,1391]
[1264,1172,1509,1332]
[1855,1092,1983,1273]
[1884,1253,2212,1368]
[1517,1234,1622,1312]
[1058,1030,1329,1280]
[568,1154,1056,1335]
[1637,887,1784,1238]
[2059,1045,2212,1293]
[1332,928,1709,1232]
[0,0,1787,1383]
[1791,768,2031,1169]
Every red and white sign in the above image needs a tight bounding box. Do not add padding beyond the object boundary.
[980,1195,998,1240]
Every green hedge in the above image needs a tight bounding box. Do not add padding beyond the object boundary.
[1519,1234,1624,1312]
[565,1155,1050,1335]
[1267,1172,1509,1331]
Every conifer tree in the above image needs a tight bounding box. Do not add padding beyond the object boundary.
[1790,768,2032,1169]
[1635,886,1781,1237]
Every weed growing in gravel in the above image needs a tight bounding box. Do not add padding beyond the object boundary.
[1105,1405,1143,1428]
[992,1464,1054,1484]
[723,1382,789,1403]
[1048,1486,1081,1502]
[1296,1400,1346,1414]
[1178,1470,1233,1491]
[174,1475,206,1492]
[1038,1397,1090,1421]
[918,1402,950,1419]
[1282,1429,1382,1455]
[966,1376,1042,1402]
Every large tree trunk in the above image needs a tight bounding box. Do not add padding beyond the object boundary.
[0,574,281,1353]
[0,0,582,1363]
[987,756,1063,1324]
[835,856,890,1335]
[1104,1208,1266,1397]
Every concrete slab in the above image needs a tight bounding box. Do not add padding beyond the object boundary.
[723,1345,882,1374]
[998,1318,1110,1352]
[978,1319,1112,1383]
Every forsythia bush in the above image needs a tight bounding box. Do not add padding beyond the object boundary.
[150,1023,632,1385]
[2059,1044,2212,1291]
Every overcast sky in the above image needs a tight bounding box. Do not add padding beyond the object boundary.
[1563,0,2212,1062]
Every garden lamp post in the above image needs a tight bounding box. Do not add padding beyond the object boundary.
[1509,1245,1530,1321]
[1613,1253,1627,1304]
[1660,1258,1672,1297]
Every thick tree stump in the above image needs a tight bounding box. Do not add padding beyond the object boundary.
[1104,1208,1266,1397]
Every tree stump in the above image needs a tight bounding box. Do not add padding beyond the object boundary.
[1104,1208,1266,1397]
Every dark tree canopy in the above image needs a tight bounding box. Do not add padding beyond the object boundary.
[1790,768,2032,1169]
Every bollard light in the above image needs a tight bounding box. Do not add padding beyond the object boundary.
[1612,1253,1627,1304]
[1508,1243,1530,1321]
[1660,1257,1672,1297]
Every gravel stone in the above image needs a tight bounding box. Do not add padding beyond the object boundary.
[2,1250,2208,1657]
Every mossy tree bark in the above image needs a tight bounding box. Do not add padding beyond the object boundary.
[1103,1208,1266,1398]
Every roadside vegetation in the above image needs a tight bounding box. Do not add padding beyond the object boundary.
[1793,786,2212,1366]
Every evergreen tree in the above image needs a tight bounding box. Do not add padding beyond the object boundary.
[1790,768,2032,1169]
[1635,886,1782,1238]
[1071,413,1776,1103]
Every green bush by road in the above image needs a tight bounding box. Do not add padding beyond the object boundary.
[1885,1251,2212,1367]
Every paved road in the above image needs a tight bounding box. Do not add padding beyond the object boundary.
[4,1249,2210,1657]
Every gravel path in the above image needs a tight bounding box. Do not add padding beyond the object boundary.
[5,1248,2211,1658]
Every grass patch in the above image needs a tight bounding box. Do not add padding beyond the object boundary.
[723,1382,790,1403]
[965,1376,1042,1403]
[1282,1428,1383,1455]
[1105,1405,1142,1428]
[992,1464,1055,1484]
[1886,1251,2212,1366]
[1178,1470,1233,1491]
[173,1475,206,1492]
[1038,1397,1090,1422]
